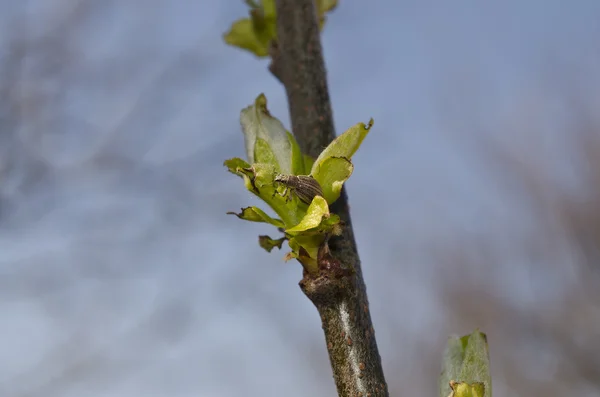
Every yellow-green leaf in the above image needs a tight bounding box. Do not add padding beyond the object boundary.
[312,156,353,204]
[250,8,277,47]
[227,206,285,228]
[448,381,485,397]
[258,235,286,252]
[286,195,330,233]
[223,18,269,57]
[287,236,319,273]
[224,158,254,191]
[311,119,373,176]
[288,131,305,176]
[224,157,251,174]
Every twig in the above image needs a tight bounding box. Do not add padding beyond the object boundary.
[273,0,389,395]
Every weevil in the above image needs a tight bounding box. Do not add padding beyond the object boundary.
[273,174,323,205]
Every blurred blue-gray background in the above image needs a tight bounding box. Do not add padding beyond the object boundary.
[1,1,599,396]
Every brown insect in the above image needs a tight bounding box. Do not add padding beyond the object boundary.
[274,174,323,205]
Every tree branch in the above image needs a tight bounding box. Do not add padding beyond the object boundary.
[274,1,389,395]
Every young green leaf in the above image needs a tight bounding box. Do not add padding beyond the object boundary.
[287,131,305,176]
[258,235,286,252]
[223,18,270,57]
[311,119,373,176]
[286,195,331,233]
[224,157,254,191]
[311,156,354,204]
[458,331,491,397]
[439,330,492,397]
[224,157,251,173]
[287,235,323,273]
[440,336,466,396]
[223,1,276,58]
[240,94,293,174]
[227,206,285,229]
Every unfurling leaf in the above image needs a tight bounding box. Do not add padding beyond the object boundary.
[258,235,286,252]
[440,330,492,397]
[227,206,285,229]
[311,119,373,176]
[240,94,292,174]
[311,156,353,204]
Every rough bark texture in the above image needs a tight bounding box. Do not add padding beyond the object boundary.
[274,1,389,395]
